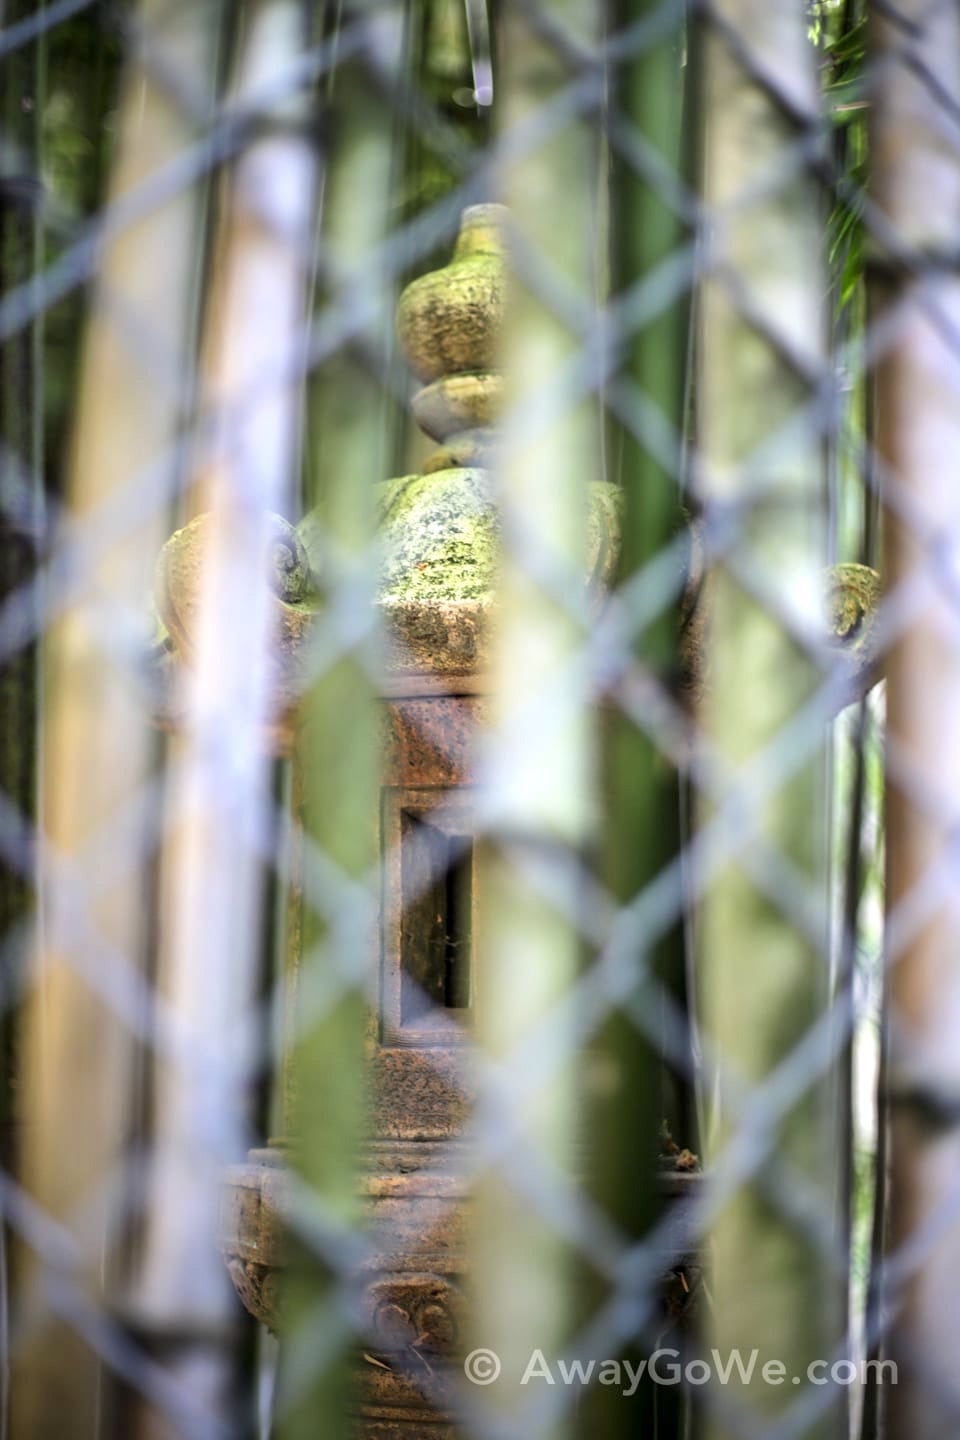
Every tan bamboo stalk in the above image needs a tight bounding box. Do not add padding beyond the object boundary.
[0,9,45,1435]
[697,2,844,1435]
[11,4,222,1437]
[871,4,960,1435]
[131,1,316,1433]
[470,5,600,1434]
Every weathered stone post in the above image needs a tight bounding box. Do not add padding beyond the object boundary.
[206,204,620,1436]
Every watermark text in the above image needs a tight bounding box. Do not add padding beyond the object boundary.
[463,1347,897,1395]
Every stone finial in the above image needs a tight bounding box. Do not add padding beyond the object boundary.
[396,203,506,448]
[397,203,506,381]
[376,202,622,676]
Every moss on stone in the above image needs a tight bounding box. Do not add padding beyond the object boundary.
[375,471,625,605]
[827,562,881,647]
[377,468,500,603]
[825,562,882,697]
[396,251,506,384]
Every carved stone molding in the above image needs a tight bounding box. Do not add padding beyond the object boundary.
[362,1273,464,1356]
[225,1256,283,1334]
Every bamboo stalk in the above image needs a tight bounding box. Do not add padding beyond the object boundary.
[587,4,692,1435]
[276,3,398,1430]
[130,2,318,1434]
[697,3,844,1435]
[870,4,960,1435]
[0,6,46,1435]
[11,3,223,1436]
[470,6,600,1435]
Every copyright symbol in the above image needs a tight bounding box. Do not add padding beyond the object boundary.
[464,1348,501,1385]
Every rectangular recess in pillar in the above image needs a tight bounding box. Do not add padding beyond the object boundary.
[381,790,475,1044]
[401,811,473,1022]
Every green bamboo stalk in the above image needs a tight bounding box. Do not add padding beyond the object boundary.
[470,6,600,1436]
[11,3,223,1436]
[869,5,960,1436]
[587,4,692,1435]
[277,4,399,1431]
[697,3,844,1436]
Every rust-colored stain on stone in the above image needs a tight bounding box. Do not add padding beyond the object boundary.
[382,696,483,788]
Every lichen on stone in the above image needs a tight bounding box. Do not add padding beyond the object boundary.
[396,253,506,384]
[375,470,625,605]
[826,562,881,650]
[376,468,501,603]
[395,206,509,384]
[824,561,882,699]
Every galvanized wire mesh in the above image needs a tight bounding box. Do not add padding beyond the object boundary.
[0,1,956,1438]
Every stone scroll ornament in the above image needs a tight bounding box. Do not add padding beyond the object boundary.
[152,202,883,748]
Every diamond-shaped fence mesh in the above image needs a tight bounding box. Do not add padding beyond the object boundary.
[0,0,956,1437]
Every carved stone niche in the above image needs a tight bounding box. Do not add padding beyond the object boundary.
[157,204,877,1437]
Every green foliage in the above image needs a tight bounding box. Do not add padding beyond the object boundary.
[38,13,124,495]
[828,158,866,309]
[393,0,489,230]
[819,4,868,316]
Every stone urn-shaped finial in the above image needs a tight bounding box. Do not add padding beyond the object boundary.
[374,202,622,682]
[396,203,506,458]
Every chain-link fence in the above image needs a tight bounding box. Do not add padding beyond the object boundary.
[1,0,956,1437]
